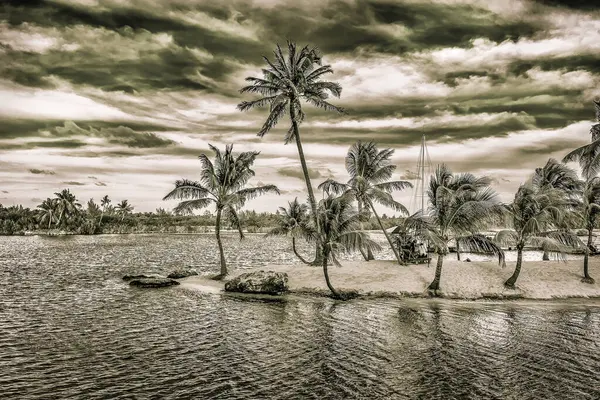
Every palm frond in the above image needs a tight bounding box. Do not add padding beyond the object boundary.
[172,198,214,214]
[163,179,210,201]
[457,234,505,265]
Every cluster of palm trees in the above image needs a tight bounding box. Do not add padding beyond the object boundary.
[35,191,135,233]
[164,41,599,299]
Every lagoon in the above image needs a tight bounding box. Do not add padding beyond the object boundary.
[1,234,599,399]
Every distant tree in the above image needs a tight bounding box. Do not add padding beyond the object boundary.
[100,195,111,225]
[238,41,344,263]
[54,189,81,228]
[163,144,279,278]
[115,200,134,222]
[37,198,57,230]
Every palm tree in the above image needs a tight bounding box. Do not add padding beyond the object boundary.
[410,165,504,296]
[319,141,412,265]
[317,193,381,299]
[531,158,583,260]
[563,99,600,283]
[37,198,57,230]
[115,200,134,222]
[238,41,344,261]
[267,198,315,265]
[163,144,279,278]
[495,184,582,289]
[54,189,81,228]
[100,195,111,225]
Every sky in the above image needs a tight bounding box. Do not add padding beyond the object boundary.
[0,0,599,214]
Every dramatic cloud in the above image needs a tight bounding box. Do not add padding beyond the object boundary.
[1,0,599,211]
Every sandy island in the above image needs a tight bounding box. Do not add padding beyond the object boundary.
[179,258,600,300]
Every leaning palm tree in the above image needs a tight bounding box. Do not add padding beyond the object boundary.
[238,41,344,260]
[267,198,315,265]
[319,141,412,265]
[531,158,583,260]
[53,189,81,228]
[99,195,111,225]
[115,200,134,222]
[563,99,600,283]
[410,165,504,296]
[37,198,57,230]
[163,144,279,278]
[317,193,381,299]
[495,185,582,288]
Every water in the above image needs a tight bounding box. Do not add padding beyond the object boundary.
[1,234,599,399]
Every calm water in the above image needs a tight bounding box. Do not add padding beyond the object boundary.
[1,234,599,400]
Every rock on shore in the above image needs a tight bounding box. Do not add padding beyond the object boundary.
[224,270,289,295]
[129,278,180,288]
[167,269,199,279]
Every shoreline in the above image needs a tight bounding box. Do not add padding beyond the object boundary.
[180,259,600,301]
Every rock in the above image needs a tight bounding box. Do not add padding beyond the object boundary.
[129,278,180,288]
[465,258,471,262]
[122,274,161,281]
[167,269,199,279]
[224,270,289,295]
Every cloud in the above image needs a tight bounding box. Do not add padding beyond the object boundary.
[94,181,107,186]
[277,167,331,180]
[29,168,56,175]
[62,181,85,185]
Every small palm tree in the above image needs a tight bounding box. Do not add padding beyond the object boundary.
[115,200,134,222]
[319,141,412,265]
[54,189,81,228]
[99,195,111,225]
[37,198,57,230]
[411,165,504,296]
[163,144,279,278]
[317,193,381,299]
[495,185,582,288]
[267,198,315,264]
[238,41,344,260]
[563,99,600,283]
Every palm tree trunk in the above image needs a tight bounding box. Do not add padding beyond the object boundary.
[428,252,444,295]
[292,237,310,265]
[322,249,341,299]
[368,200,403,265]
[583,228,595,283]
[456,239,461,261]
[505,246,523,288]
[291,110,322,265]
[542,250,549,261]
[357,200,371,261]
[215,207,227,278]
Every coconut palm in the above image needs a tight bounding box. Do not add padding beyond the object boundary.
[495,184,582,288]
[238,41,344,259]
[99,195,111,225]
[563,99,600,283]
[317,193,381,299]
[267,198,315,265]
[531,158,583,260]
[115,200,134,222]
[319,141,412,265]
[37,198,57,230]
[53,189,81,228]
[163,144,279,278]
[408,165,504,295]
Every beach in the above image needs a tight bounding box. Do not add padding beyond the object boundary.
[181,258,600,300]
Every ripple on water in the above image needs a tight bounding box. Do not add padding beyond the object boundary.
[0,235,599,400]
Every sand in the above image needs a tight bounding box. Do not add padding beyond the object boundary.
[180,258,600,300]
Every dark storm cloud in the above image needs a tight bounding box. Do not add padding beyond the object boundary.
[533,0,600,10]
[29,168,55,175]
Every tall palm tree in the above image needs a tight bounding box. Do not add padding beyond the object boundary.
[100,195,111,225]
[115,200,134,222]
[54,189,81,228]
[37,198,57,230]
[563,99,600,283]
[409,165,504,296]
[238,41,344,260]
[495,184,582,288]
[319,141,412,265]
[317,193,381,299]
[163,144,279,278]
[267,198,315,264]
